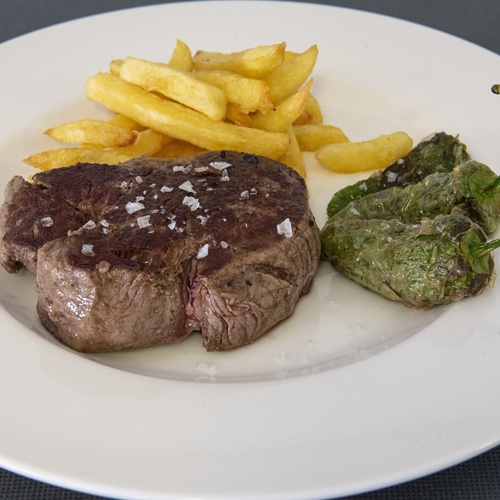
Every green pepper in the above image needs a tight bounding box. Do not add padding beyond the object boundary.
[332,160,500,234]
[326,132,470,217]
[321,213,500,309]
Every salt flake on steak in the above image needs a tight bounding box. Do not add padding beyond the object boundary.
[196,243,209,259]
[178,180,195,193]
[125,201,145,214]
[173,165,192,174]
[81,244,95,256]
[40,216,54,227]
[209,161,232,170]
[220,169,230,182]
[137,215,151,228]
[182,196,200,211]
[277,218,293,238]
[82,220,96,229]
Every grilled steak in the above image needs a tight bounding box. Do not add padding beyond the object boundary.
[0,151,321,352]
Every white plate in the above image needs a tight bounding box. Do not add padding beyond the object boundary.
[1,2,500,499]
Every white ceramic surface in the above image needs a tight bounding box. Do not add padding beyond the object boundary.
[1,2,500,498]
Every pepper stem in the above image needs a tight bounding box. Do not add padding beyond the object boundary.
[471,238,500,258]
[483,174,500,193]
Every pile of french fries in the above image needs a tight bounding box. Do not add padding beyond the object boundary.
[24,40,413,178]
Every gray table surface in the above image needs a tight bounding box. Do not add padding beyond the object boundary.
[0,1,499,499]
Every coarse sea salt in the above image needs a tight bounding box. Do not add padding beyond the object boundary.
[40,216,54,227]
[137,215,151,228]
[82,220,96,229]
[196,243,209,259]
[160,185,173,193]
[125,201,145,214]
[386,171,398,183]
[81,244,94,256]
[173,165,192,174]
[277,218,293,238]
[182,195,200,211]
[209,161,232,170]
[179,180,195,193]
[197,215,209,225]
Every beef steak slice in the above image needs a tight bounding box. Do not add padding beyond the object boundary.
[0,151,321,352]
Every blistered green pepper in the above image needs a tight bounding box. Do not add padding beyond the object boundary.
[321,213,500,309]
[326,132,470,217]
[332,160,500,235]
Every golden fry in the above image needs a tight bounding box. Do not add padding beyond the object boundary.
[293,123,349,151]
[250,80,313,132]
[154,139,205,158]
[108,113,146,131]
[25,128,169,171]
[279,125,307,178]
[85,73,290,160]
[194,70,273,114]
[192,43,286,78]
[45,119,139,147]
[113,128,171,157]
[24,148,131,170]
[168,39,193,71]
[294,93,323,125]
[119,57,227,121]
[225,103,253,127]
[263,45,318,103]
[109,59,123,76]
[315,131,413,173]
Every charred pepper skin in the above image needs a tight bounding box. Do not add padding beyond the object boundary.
[332,160,500,235]
[321,214,500,309]
[326,132,470,218]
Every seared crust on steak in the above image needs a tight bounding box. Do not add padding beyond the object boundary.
[0,151,320,352]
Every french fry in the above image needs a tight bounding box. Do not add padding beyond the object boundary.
[45,119,139,147]
[263,44,318,103]
[85,72,290,160]
[315,131,413,173]
[294,93,323,125]
[225,103,253,127]
[23,148,131,170]
[250,80,313,132]
[194,70,273,114]
[192,43,286,79]
[112,128,171,157]
[168,39,193,71]
[279,125,307,178]
[108,113,146,131]
[109,59,123,76]
[154,138,205,158]
[25,128,169,170]
[119,57,227,121]
[294,123,349,151]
